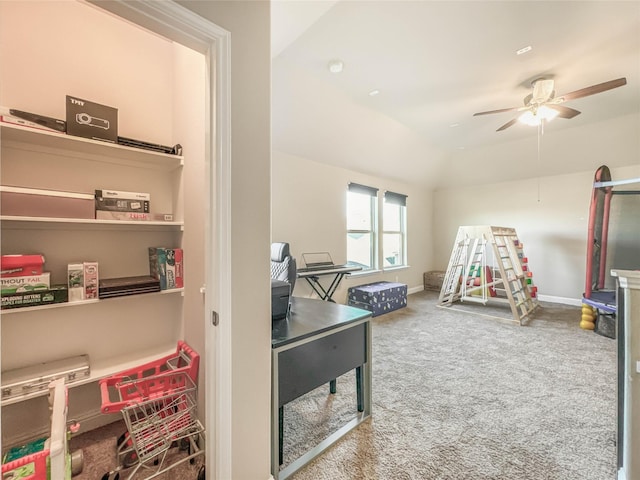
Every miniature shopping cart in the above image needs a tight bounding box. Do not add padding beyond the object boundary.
[99,342,205,480]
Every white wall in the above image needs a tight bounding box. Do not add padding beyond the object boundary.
[434,164,640,302]
[272,150,433,303]
[177,2,272,480]
[0,1,175,144]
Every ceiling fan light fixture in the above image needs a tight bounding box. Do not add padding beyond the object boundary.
[518,106,559,126]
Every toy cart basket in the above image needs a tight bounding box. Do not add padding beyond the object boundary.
[1,449,49,480]
[100,341,199,415]
[121,372,202,462]
[99,342,205,480]
[101,371,205,480]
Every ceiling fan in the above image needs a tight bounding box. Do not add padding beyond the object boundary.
[473,77,627,131]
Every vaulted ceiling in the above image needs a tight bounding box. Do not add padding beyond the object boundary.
[271,1,640,189]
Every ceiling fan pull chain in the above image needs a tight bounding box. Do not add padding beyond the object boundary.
[537,122,542,203]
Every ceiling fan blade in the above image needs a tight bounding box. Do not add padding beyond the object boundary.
[547,105,581,119]
[557,77,627,103]
[473,106,519,116]
[496,118,518,131]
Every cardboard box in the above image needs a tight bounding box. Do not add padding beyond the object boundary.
[0,186,94,219]
[95,197,150,213]
[83,262,99,300]
[149,247,183,290]
[1,285,68,310]
[1,273,50,295]
[66,95,118,143]
[1,254,45,277]
[95,189,150,201]
[95,211,174,222]
[68,263,84,302]
[348,281,408,317]
[165,248,183,289]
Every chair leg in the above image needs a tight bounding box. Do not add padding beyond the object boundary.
[279,406,284,465]
[356,366,363,412]
[329,379,337,394]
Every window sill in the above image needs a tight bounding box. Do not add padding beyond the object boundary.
[383,265,410,272]
[349,265,410,278]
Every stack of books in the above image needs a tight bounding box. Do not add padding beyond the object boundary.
[0,254,68,309]
[98,275,161,299]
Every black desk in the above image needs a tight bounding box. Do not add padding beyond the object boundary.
[297,264,362,302]
[271,297,372,480]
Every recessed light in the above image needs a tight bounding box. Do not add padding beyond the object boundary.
[516,45,532,55]
[450,123,460,128]
[328,60,344,73]
[368,89,380,96]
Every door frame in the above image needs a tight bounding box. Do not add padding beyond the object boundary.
[88,1,232,478]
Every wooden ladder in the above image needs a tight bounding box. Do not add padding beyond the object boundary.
[438,231,469,306]
[489,227,537,325]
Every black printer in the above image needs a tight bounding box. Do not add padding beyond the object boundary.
[271,279,291,320]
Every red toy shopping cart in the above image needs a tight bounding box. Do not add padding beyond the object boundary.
[99,341,205,480]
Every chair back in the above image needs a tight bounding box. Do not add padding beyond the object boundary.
[271,242,297,292]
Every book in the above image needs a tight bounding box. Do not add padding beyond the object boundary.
[1,273,50,295]
[95,189,151,201]
[95,211,174,222]
[1,254,45,277]
[94,197,150,213]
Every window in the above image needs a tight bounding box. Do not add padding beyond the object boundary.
[383,191,407,268]
[347,183,378,271]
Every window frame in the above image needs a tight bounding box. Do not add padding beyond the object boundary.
[382,191,408,269]
[346,183,379,272]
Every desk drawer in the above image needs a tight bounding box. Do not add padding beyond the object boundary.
[278,323,366,406]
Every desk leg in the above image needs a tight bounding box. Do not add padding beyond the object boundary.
[279,406,284,465]
[356,366,363,412]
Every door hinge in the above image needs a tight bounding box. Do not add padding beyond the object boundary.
[211,310,219,326]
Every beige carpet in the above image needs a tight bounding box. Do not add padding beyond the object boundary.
[280,290,616,480]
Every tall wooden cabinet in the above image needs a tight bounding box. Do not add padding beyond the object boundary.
[1,122,187,443]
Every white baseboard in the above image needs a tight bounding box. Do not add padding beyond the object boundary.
[408,286,424,295]
[537,294,583,306]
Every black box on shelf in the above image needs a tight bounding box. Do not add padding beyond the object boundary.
[98,275,160,299]
[66,95,118,143]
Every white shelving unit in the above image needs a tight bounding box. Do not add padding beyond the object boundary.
[1,122,186,409]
